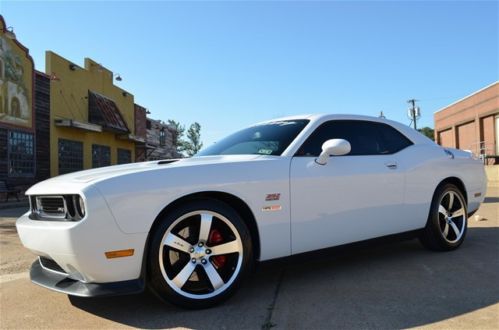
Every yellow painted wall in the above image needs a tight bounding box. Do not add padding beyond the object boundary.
[46,51,136,176]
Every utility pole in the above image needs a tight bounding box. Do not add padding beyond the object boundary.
[407,99,420,130]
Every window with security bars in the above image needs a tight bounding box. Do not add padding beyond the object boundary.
[92,144,111,168]
[117,148,132,164]
[58,139,83,174]
[8,131,34,177]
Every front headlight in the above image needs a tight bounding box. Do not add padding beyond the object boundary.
[29,194,86,221]
[77,195,86,218]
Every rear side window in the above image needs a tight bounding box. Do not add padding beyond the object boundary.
[296,120,413,157]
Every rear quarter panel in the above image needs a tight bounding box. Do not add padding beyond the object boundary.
[401,144,486,228]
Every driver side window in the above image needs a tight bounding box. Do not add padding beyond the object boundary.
[295,120,413,157]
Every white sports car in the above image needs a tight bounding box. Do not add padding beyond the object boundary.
[17,114,486,308]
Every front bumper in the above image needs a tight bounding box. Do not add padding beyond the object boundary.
[30,259,144,297]
[16,186,148,284]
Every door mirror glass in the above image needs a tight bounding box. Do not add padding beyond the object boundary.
[315,139,351,165]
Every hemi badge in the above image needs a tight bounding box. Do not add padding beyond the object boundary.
[265,193,281,201]
[474,192,482,198]
[262,205,282,212]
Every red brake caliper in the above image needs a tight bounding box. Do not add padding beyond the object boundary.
[208,229,227,268]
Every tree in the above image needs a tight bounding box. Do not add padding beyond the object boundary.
[418,127,435,141]
[167,119,185,149]
[184,122,203,156]
[167,120,203,156]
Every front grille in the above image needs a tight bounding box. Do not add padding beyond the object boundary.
[35,196,67,219]
[39,257,67,275]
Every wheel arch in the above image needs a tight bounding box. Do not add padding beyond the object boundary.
[148,191,261,261]
[435,176,468,204]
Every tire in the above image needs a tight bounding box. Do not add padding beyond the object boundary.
[419,183,468,251]
[148,199,253,309]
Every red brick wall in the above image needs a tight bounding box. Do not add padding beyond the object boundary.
[481,115,496,155]
[134,104,147,139]
[434,82,499,155]
[134,104,147,162]
[456,121,476,151]
[438,128,454,148]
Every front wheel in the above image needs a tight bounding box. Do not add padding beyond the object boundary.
[419,183,468,251]
[148,199,253,309]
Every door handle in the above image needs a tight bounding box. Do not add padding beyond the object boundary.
[385,162,398,169]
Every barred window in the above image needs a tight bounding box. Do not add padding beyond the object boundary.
[117,148,131,164]
[58,139,83,174]
[92,144,111,168]
[159,128,166,146]
[8,131,34,177]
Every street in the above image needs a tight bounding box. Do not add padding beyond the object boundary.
[1,188,498,329]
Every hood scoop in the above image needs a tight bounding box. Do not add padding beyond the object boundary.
[157,159,181,165]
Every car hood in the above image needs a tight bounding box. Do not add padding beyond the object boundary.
[26,155,266,195]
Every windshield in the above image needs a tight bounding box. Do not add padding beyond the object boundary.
[197,120,309,156]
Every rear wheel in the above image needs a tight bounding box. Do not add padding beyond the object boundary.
[148,199,253,308]
[419,183,468,251]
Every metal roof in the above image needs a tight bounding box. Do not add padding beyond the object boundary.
[88,91,130,134]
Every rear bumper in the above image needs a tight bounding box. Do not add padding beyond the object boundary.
[30,259,144,297]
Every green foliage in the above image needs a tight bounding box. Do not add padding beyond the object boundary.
[418,127,435,141]
[167,120,203,156]
[184,122,203,156]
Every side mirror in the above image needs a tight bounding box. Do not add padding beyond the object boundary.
[315,139,351,165]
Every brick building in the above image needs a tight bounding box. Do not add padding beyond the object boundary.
[434,82,499,164]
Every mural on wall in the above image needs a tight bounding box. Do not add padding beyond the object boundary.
[0,35,33,128]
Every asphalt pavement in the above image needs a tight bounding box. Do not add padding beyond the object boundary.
[0,188,498,329]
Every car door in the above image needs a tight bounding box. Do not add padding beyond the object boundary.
[290,120,414,254]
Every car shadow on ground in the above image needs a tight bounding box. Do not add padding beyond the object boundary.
[69,227,499,329]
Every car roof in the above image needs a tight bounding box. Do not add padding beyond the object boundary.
[259,113,435,149]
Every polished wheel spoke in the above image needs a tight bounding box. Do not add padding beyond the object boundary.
[443,222,449,238]
[199,213,213,242]
[210,240,240,256]
[449,220,461,238]
[204,261,225,290]
[163,232,192,254]
[438,204,448,216]
[452,208,465,218]
[447,192,455,211]
[173,262,196,288]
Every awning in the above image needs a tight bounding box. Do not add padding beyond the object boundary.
[117,134,146,144]
[55,119,102,132]
[88,91,130,134]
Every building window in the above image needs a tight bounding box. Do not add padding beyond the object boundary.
[146,120,152,129]
[8,131,34,177]
[159,128,166,146]
[92,144,111,168]
[58,139,83,174]
[117,148,132,164]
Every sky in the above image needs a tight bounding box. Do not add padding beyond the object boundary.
[1,1,498,146]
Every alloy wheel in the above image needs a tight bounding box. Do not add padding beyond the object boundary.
[437,191,466,244]
[158,210,243,299]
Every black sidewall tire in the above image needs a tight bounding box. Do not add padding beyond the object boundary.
[420,183,468,251]
[147,199,253,309]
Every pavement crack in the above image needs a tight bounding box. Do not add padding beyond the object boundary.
[262,267,286,330]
